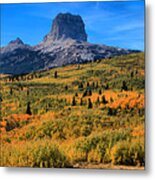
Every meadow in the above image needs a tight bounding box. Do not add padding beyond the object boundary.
[0,52,145,169]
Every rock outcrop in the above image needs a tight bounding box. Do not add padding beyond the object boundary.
[44,13,87,42]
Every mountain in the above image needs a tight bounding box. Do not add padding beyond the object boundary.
[0,13,140,75]
[43,13,87,42]
[0,37,54,74]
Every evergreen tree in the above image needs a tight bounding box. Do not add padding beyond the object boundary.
[72,96,76,106]
[121,81,128,91]
[88,98,93,109]
[105,83,109,90]
[96,96,100,105]
[87,82,90,87]
[80,98,83,106]
[27,89,29,96]
[82,90,87,97]
[110,97,114,103]
[20,85,23,91]
[10,88,13,95]
[98,89,102,95]
[95,82,99,89]
[45,104,48,112]
[0,93,3,102]
[26,102,32,115]
[75,92,78,97]
[78,82,84,91]
[92,82,95,88]
[107,107,117,116]
[101,95,108,104]
[64,85,68,91]
[107,107,113,116]
[88,89,92,96]
[54,71,58,78]
[130,71,134,78]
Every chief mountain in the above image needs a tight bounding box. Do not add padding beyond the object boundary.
[0,13,140,75]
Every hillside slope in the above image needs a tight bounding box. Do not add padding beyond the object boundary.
[0,53,145,169]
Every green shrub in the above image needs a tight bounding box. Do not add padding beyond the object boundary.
[1,141,70,168]
[32,144,68,168]
[111,140,144,166]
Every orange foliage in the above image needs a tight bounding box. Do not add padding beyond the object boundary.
[132,125,144,137]
[102,91,144,109]
[0,121,7,127]
[10,114,31,121]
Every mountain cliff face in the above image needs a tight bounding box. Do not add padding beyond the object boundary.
[43,13,87,42]
[0,13,140,75]
[1,38,32,54]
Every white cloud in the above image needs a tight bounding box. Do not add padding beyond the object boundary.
[114,22,144,32]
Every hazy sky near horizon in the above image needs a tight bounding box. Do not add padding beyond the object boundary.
[1,1,144,50]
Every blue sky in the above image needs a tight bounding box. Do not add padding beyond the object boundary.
[1,1,145,50]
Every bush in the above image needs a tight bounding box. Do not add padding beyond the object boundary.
[111,140,144,166]
[1,141,70,168]
[107,107,117,116]
[68,129,131,164]
[32,144,68,168]
[88,149,101,163]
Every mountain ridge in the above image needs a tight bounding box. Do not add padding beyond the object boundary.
[0,13,140,75]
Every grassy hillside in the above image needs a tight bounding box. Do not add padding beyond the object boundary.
[0,53,145,169]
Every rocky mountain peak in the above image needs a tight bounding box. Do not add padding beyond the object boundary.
[1,37,31,55]
[43,13,87,42]
[9,37,24,45]
[1,12,140,75]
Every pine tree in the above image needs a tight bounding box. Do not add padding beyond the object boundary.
[107,107,117,116]
[45,104,48,112]
[110,97,114,103]
[88,89,92,96]
[107,107,113,116]
[105,83,109,90]
[54,71,58,78]
[80,98,83,106]
[26,102,32,115]
[0,93,3,102]
[72,96,76,106]
[98,89,102,95]
[88,98,93,109]
[95,82,99,89]
[96,96,100,105]
[10,88,13,95]
[92,82,95,88]
[64,85,68,91]
[130,71,134,78]
[121,81,128,91]
[27,89,29,96]
[87,82,90,87]
[82,90,87,97]
[78,82,84,91]
[101,95,108,104]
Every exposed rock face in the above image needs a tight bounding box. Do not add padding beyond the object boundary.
[0,13,140,75]
[1,37,32,54]
[44,13,87,42]
[0,38,53,74]
[9,37,24,45]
